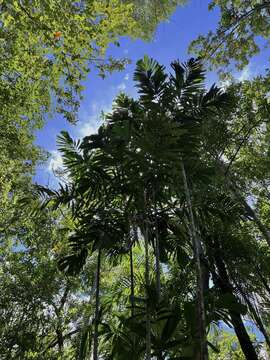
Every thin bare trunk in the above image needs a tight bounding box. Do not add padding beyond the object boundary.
[255,266,270,296]
[235,282,270,349]
[52,285,69,356]
[231,312,259,360]
[154,190,161,302]
[93,248,101,360]
[248,297,270,349]
[213,252,258,360]
[239,193,270,247]
[154,190,162,360]
[180,160,207,360]
[217,160,270,247]
[130,246,135,317]
[144,192,151,360]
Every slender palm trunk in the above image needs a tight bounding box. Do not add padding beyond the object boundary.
[235,283,270,349]
[54,285,69,357]
[201,261,209,359]
[180,160,207,360]
[213,252,258,360]
[255,266,270,296]
[231,312,259,360]
[218,160,270,247]
[154,192,162,360]
[144,192,151,360]
[131,224,139,317]
[154,190,161,302]
[248,298,270,350]
[93,248,101,360]
[240,193,270,247]
[130,246,135,317]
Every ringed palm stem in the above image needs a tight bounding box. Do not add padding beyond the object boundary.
[93,248,101,360]
[235,187,270,247]
[233,278,270,349]
[212,250,259,360]
[153,189,161,302]
[217,159,270,247]
[144,191,151,360]
[180,159,207,360]
[130,244,135,318]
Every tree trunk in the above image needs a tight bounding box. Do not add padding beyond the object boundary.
[56,328,64,356]
[154,190,161,302]
[255,266,270,296]
[201,261,210,359]
[213,252,258,360]
[248,298,270,350]
[93,248,101,360]
[130,246,135,318]
[217,160,270,247]
[180,160,208,360]
[153,188,162,360]
[230,312,259,360]
[53,285,69,356]
[233,187,270,248]
[144,192,151,360]
[236,283,270,349]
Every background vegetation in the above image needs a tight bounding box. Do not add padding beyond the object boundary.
[1,1,270,359]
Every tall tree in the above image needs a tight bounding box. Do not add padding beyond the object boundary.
[190,0,270,77]
[34,56,269,360]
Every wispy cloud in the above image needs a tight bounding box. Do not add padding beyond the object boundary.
[46,150,68,186]
[75,74,136,141]
[77,118,99,138]
[47,150,63,172]
[117,82,126,91]
[219,65,253,89]
[237,66,251,82]
[75,99,112,140]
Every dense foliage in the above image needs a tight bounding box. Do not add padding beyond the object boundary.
[1,1,270,360]
[0,0,185,227]
[190,0,270,74]
[32,57,270,359]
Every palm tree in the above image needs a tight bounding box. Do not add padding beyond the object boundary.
[34,56,263,359]
[36,132,134,359]
[132,56,231,360]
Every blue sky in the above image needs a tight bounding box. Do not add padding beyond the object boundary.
[34,0,269,185]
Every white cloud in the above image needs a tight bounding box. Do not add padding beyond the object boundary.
[47,150,63,172]
[77,119,99,138]
[47,150,71,185]
[117,82,126,91]
[237,66,251,82]
[219,64,254,88]
[75,81,134,141]
[75,101,112,139]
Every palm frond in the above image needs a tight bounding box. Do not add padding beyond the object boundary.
[134,56,167,104]
[57,130,83,174]
[171,57,205,100]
